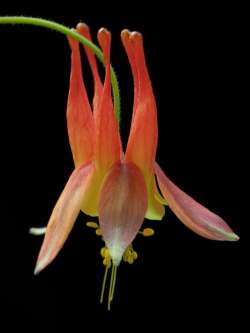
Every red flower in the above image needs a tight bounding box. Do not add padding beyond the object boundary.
[31,24,239,308]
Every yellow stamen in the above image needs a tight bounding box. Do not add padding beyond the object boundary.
[133,251,138,260]
[141,228,155,237]
[86,221,99,229]
[127,256,134,264]
[100,243,140,308]
[95,228,102,236]
[103,257,111,267]
[99,247,119,310]
[100,247,109,258]
[123,245,138,264]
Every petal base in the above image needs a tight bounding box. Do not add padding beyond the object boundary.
[145,174,165,220]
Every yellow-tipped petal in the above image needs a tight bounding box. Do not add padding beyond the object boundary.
[145,174,165,220]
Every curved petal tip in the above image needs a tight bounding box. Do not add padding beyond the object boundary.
[34,163,93,274]
[155,163,239,242]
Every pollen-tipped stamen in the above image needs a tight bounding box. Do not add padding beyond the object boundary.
[86,221,99,229]
[123,244,138,264]
[100,246,119,310]
[139,228,155,237]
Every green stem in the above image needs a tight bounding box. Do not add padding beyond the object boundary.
[0,16,121,123]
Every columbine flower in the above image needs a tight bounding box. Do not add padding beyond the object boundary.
[31,23,239,309]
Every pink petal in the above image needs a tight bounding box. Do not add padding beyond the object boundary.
[34,163,93,274]
[99,162,148,265]
[155,163,239,241]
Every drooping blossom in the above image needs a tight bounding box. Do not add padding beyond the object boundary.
[31,24,239,309]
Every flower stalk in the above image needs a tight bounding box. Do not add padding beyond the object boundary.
[0,16,121,123]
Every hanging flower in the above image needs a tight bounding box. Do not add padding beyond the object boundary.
[31,23,239,309]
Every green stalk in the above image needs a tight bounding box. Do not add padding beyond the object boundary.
[0,16,121,123]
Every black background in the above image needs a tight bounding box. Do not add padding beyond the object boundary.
[0,2,246,332]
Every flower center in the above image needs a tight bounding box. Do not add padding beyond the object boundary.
[86,221,155,310]
[100,247,117,310]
